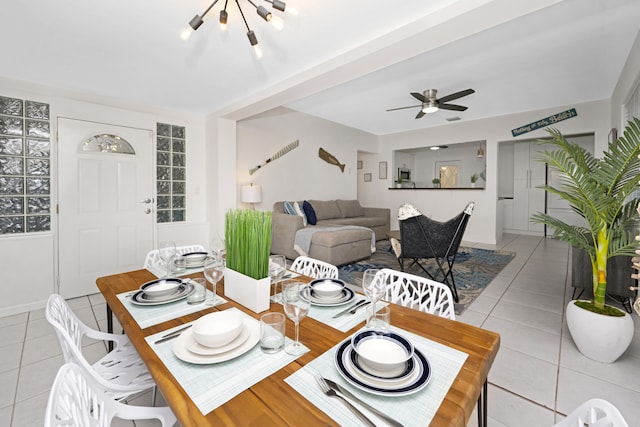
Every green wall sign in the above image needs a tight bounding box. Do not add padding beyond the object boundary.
[511,108,577,137]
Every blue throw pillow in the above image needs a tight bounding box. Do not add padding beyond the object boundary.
[283,201,297,216]
[303,200,317,225]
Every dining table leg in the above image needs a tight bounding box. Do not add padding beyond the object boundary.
[106,304,114,352]
[477,379,488,427]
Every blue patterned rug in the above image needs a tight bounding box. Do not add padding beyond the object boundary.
[338,240,515,315]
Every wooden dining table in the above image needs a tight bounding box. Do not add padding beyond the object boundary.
[96,269,499,427]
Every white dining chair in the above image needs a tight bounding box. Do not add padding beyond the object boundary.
[291,255,339,279]
[144,244,206,273]
[45,294,156,401]
[553,398,629,427]
[380,268,456,320]
[45,363,177,427]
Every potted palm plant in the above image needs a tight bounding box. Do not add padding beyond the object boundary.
[531,118,640,363]
[224,209,272,313]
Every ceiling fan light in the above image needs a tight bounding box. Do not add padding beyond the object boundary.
[422,103,439,114]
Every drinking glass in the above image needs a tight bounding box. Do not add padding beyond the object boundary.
[269,255,286,302]
[203,259,224,306]
[158,241,176,278]
[282,282,310,356]
[362,269,385,326]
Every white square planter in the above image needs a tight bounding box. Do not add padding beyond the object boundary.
[224,268,271,313]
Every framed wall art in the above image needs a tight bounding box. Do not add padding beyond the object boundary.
[364,173,372,182]
[379,161,387,179]
[357,160,363,169]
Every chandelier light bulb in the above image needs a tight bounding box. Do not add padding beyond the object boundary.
[180,27,194,40]
[219,10,228,30]
[253,44,263,59]
[270,15,284,30]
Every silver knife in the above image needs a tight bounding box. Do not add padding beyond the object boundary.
[154,325,192,344]
[332,299,367,318]
[323,378,404,427]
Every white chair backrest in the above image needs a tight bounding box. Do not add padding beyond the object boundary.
[144,244,206,273]
[380,268,456,320]
[553,398,629,427]
[291,256,339,279]
[45,294,153,400]
[45,363,176,427]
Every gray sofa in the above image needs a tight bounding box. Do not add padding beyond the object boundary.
[271,199,390,266]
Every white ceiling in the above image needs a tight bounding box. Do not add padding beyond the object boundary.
[1,0,638,136]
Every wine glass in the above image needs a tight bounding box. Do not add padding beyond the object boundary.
[361,269,385,327]
[282,281,310,356]
[210,236,226,265]
[158,241,176,278]
[269,255,286,302]
[203,259,224,306]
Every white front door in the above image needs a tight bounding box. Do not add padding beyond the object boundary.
[57,118,154,298]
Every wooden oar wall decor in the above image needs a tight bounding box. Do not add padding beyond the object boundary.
[249,139,299,175]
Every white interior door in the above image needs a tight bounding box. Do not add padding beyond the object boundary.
[57,118,154,298]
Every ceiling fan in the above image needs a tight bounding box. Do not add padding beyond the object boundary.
[387,88,475,119]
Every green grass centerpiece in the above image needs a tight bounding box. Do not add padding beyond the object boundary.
[224,209,273,312]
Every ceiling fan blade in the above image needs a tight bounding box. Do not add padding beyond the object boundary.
[415,110,425,119]
[386,105,421,112]
[439,103,468,111]
[410,92,426,102]
[437,88,475,104]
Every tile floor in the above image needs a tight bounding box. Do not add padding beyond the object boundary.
[1,233,639,426]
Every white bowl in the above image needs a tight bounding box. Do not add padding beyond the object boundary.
[351,329,414,378]
[140,279,181,298]
[181,252,208,267]
[192,310,244,348]
[310,278,345,299]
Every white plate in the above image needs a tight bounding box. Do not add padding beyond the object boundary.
[301,286,355,307]
[173,317,260,364]
[185,321,251,356]
[334,338,431,396]
[131,283,194,305]
[174,253,215,269]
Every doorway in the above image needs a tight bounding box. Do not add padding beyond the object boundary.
[57,118,155,298]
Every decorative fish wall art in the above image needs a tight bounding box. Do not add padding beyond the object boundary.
[318,147,345,172]
[249,139,299,175]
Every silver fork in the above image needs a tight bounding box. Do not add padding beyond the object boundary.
[315,375,377,427]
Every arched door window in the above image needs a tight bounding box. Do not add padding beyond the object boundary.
[82,134,135,154]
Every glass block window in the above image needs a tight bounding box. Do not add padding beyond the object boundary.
[156,123,186,223]
[0,96,50,234]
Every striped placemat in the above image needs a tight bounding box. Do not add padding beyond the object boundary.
[117,289,226,329]
[285,326,468,426]
[145,307,308,415]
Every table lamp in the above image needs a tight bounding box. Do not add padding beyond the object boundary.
[241,183,262,210]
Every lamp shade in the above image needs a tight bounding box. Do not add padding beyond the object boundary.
[241,184,262,204]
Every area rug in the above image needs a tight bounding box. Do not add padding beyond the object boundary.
[338,240,515,315]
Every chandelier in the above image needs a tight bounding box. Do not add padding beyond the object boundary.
[181,0,298,58]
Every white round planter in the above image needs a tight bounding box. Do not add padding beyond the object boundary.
[566,300,635,363]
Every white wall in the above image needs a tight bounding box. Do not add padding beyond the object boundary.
[236,107,379,211]
[0,77,208,317]
[359,99,611,245]
[611,30,640,129]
